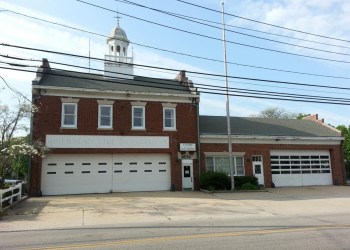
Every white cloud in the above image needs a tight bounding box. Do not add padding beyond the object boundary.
[228,0,350,63]
[2,0,350,127]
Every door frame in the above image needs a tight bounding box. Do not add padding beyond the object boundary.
[181,159,193,190]
[252,155,264,186]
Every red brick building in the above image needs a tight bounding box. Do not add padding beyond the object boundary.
[199,116,346,188]
[29,24,346,196]
[29,24,199,196]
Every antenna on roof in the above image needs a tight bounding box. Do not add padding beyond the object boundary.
[88,38,91,73]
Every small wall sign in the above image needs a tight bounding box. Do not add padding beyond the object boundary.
[180,143,196,151]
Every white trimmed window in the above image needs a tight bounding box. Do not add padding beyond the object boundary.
[61,103,77,128]
[132,106,145,130]
[163,107,176,130]
[98,105,113,128]
[205,156,245,176]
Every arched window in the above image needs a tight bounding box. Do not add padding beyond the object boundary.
[116,45,121,56]
[111,45,114,52]
[123,47,126,56]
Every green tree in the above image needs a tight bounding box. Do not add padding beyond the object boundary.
[250,107,298,119]
[8,136,30,179]
[0,97,47,189]
[337,125,350,163]
[296,113,311,119]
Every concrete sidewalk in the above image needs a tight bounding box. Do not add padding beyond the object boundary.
[0,186,349,232]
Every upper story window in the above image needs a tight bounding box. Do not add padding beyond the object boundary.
[131,102,146,130]
[163,107,176,130]
[98,105,113,129]
[162,103,177,131]
[61,103,77,128]
[132,106,145,130]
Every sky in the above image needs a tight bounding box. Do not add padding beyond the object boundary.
[1,0,350,126]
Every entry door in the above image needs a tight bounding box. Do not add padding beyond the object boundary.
[252,155,264,186]
[182,159,193,190]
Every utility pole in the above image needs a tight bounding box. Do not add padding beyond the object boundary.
[221,1,234,190]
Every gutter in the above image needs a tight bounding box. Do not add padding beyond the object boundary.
[32,85,200,99]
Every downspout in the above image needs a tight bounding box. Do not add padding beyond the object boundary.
[340,140,347,185]
[27,101,33,196]
[195,98,201,188]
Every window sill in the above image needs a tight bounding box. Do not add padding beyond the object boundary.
[131,128,146,131]
[97,127,113,130]
[163,128,177,131]
[60,126,77,130]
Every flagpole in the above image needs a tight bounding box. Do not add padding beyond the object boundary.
[221,1,234,190]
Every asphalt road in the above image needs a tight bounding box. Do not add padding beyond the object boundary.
[1,187,350,249]
[1,214,350,249]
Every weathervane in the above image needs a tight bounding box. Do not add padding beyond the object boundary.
[114,11,122,27]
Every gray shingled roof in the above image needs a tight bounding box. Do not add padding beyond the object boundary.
[199,116,341,137]
[33,69,193,95]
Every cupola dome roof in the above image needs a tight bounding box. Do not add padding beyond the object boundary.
[107,25,129,43]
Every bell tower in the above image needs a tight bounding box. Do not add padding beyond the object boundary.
[104,16,133,79]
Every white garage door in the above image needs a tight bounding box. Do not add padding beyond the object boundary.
[41,154,171,195]
[270,150,332,187]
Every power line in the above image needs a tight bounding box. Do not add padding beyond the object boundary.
[176,0,350,44]
[163,8,350,51]
[2,54,350,104]
[2,43,350,93]
[115,0,350,50]
[114,0,350,56]
[76,0,350,64]
[3,7,350,80]
[4,55,350,103]
[2,64,350,106]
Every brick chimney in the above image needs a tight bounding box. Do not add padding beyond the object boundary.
[32,58,51,84]
[302,114,324,125]
[175,70,194,87]
[175,70,187,83]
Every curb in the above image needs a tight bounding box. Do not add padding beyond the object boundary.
[200,189,268,194]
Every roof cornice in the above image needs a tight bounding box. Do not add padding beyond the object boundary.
[32,85,199,103]
[200,134,343,145]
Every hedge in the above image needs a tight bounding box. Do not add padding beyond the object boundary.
[200,172,259,191]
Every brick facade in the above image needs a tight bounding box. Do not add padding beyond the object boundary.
[30,95,199,196]
[200,143,346,187]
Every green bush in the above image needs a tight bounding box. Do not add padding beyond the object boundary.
[240,182,259,190]
[234,176,259,189]
[200,171,230,191]
[200,172,260,191]
[346,162,350,179]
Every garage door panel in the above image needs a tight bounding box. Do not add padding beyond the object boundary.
[272,174,302,187]
[301,174,332,186]
[112,154,171,192]
[41,154,113,195]
[271,150,332,187]
[41,153,171,195]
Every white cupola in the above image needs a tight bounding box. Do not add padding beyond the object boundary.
[104,18,134,79]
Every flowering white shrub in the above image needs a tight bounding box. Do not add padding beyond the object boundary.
[0,96,47,188]
[1,143,48,159]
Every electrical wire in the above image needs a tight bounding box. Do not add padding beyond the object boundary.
[3,56,350,103]
[113,0,350,56]
[3,64,350,106]
[2,42,350,92]
[3,8,350,80]
[115,0,350,50]
[2,56,350,106]
[76,0,350,64]
[176,0,350,44]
